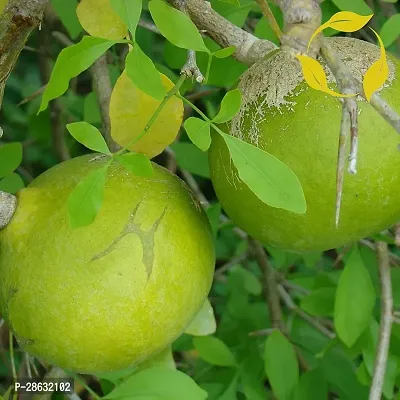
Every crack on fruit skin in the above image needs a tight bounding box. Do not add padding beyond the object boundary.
[91,200,167,278]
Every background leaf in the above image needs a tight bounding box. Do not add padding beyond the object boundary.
[0,143,23,178]
[265,330,299,400]
[334,246,376,347]
[185,299,217,336]
[380,13,400,48]
[193,336,236,366]
[0,173,25,194]
[51,0,82,39]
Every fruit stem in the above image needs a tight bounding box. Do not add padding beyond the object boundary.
[113,74,187,156]
[0,191,17,230]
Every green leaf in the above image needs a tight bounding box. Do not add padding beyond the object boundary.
[39,36,117,112]
[334,246,376,347]
[265,330,299,400]
[300,287,336,317]
[67,165,109,229]
[205,202,221,240]
[184,117,211,151]
[0,173,25,194]
[213,46,236,59]
[67,122,111,155]
[185,299,216,336]
[331,0,372,14]
[217,374,239,400]
[293,368,328,400]
[126,43,166,100]
[230,265,262,295]
[115,153,153,177]
[380,14,400,48]
[0,142,22,178]
[149,0,208,52]
[110,0,142,39]
[51,0,82,39]
[193,336,236,366]
[104,367,207,399]
[213,89,242,123]
[221,133,307,214]
[136,346,176,371]
[169,142,210,178]
[84,92,101,124]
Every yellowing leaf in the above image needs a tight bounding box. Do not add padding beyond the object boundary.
[296,55,356,98]
[308,11,373,49]
[77,0,127,40]
[363,28,389,102]
[110,72,184,159]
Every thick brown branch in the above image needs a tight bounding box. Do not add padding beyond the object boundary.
[0,0,49,108]
[167,0,277,65]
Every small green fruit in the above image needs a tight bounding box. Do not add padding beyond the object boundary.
[0,155,215,373]
[209,37,400,252]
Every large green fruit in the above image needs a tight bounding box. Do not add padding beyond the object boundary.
[209,37,400,252]
[0,155,215,373]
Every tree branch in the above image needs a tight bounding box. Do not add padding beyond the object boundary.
[167,0,277,65]
[369,241,393,400]
[0,0,49,108]
[90,55,120,152]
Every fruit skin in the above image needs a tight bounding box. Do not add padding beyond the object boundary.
[209,37,400,253]
[0,155,215,373]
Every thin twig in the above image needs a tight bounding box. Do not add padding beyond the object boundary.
[255,0,282,40]
[214,252,249,277]
[181,50,204,83]
[278,285,336,339]
[90,55,120,152]
[369,241,393,400]
[248,237,286,331]
[138,19,161,35]
[360,239,400,266]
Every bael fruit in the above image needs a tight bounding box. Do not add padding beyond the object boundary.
[0,155,215,373]
[209,37,400,253]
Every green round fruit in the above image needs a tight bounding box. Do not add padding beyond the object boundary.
[209,37,400,252]
[0,155,215,373]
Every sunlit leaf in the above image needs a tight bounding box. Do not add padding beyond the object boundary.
[0,143,22,179]
[184,117,211,151]
[0,173,25,194]
[110,71,183,159]
[126,44,166,100]
[67,122,111,155]
[334,246,376,347]
[39,37,117,112]
[185,299,216,336]
[213,46,236,59]
[308,12,373,48]
[149,0,208,52]
[67,164,109,228]
[220,133,307,214]
[363,28,389,101]
[213,89,242,123]
[265,330,299,400]
[115,153,153,177]
[296,55,356,98]
[76,0,127,39]
[104,367,207,399]
[193,336,236,366]
[110,0,142,39]
[331,0,372,15]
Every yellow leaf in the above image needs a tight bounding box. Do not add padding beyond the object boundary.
[308,12,373,50]
[363,28,389,102]
[296,55,356,98]
[110,72,184,159]
[77,0,127,40]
